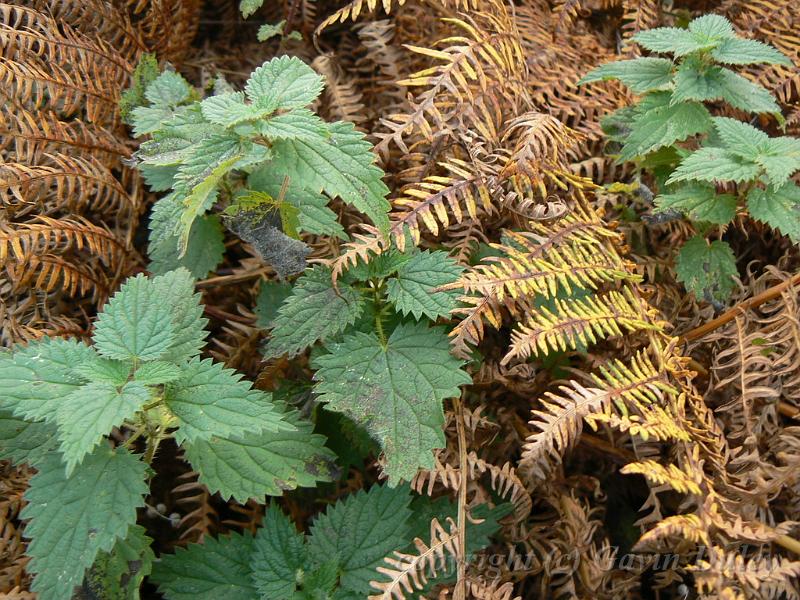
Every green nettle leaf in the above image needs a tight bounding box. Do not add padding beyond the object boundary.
[710,69,780,114]
[152,531,258,600]
[22,447,148,600]
[308,484,413,595]
[688,14,736,40]
[579,57,674,93]
[634,15,736,56]
[82,525,154,600]
[269,121,391,232]
[633,27,707,56]
[620,93,712,161]
[257,108,330,140]
[667,146,761,185]
[200,92,274,127]
[249,507,308,599]
[711,37,792,66]
[264,265,366,358]
[0,412,56,466]
[712,116,769,157]
[150,268,208,364]
[166,357,291,444]
[93,274,176,362]
[754,137,800,188]
[72,356,131,385]
[185,407,336,502]
[312,322,471,483]
[145,71,193,108]
[150,206,225,279]
[386,250,464,320]
[676,236,738,302]
[177,140,245,252]
[254,280,293,328]
[56,381,151,476]
[245,56,324,112]
[93,270,207,364]
[654,183,737,225]
[0,337,93,422]
[257,21,286,42]
[133,360,183,385]
[131,71,194,137]
[747,184,800,243]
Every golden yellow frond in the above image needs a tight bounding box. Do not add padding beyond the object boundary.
[504,287,658,363]
[621,461,703,495]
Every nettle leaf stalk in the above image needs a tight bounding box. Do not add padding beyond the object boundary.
[580,14,800,303]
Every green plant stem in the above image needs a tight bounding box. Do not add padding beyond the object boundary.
[373,282,388,347]
[144,428,163,464]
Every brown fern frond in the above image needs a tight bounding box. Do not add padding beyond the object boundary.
[375,7,527,155]
[499,112,591,199]
[172,470,218,543]
[0,217,126,267]
[26,0,147,61]
[467,580,520,600]
[319,0,477,33]
[692,545,800,600]
[312,54,367,125]
[369,517,461,600]
[412,451,532,524]
[0,154,135,218]
[389,158,494,250]
[0,105,130,163]
[620,0,661,53]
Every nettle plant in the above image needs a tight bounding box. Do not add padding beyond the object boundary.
[0,269,337,599]
[580,14,800,303]
[0,265,485,599]
[128,55,389,278]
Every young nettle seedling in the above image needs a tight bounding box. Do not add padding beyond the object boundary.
[0,269,335,600]
[580,14,800,303]
[128,55,390,279]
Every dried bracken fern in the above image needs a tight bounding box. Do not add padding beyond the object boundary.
[0,0,198,345]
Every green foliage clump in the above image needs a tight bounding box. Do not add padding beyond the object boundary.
[0,269,335,600]
[128,55,390,279]
[581,14,800,304]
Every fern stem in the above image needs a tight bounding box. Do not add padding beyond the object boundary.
[776,534,800,556]
[681,271,800,342]
[453,396,468,600]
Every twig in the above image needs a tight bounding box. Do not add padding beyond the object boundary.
[196,266,270,288]
[680,271,800,342]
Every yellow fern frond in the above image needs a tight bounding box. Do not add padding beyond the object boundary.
[521,352,677,480]
[504,288,658,362]
[499,111,591,198]
[621,461,703,495]
[634,513,709,552]
[389,158,493,250]
[451,218,636,303]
